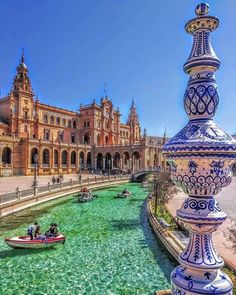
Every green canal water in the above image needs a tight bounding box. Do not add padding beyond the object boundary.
[0,183,175,295]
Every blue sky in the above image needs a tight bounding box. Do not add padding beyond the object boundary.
[0,0,235,137]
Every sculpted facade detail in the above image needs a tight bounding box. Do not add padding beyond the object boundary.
[0,52,165,176]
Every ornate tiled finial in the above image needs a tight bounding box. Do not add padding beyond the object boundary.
[163,3,236,295]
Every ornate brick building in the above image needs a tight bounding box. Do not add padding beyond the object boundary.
[0,52,166,176]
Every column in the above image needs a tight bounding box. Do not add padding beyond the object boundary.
[103,158,105,170]
[162,4,234,295]
[111,158,114,170]
[94,158,97,170]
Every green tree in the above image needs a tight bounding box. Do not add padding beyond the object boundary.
[145,172,178,214]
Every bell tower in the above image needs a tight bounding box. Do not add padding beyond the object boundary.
[10,50,35,138]
[127,99,141,144]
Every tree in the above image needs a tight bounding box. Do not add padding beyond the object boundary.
[146,172,178,214]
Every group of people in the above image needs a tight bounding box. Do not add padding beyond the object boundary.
[27,222,59,240]
[51,174,64,184]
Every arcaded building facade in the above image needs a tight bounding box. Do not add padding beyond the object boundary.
[0,53,166,176]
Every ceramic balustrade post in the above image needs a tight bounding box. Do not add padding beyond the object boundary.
[163,3,235,295]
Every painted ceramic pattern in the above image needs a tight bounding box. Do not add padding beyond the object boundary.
[163,3,234,294]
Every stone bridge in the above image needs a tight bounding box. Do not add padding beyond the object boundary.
[132,168,161,181]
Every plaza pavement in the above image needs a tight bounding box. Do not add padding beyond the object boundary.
[166,178,236,270]
[0,173,95,195]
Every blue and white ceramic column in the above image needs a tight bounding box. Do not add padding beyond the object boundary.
[163,3,236,295]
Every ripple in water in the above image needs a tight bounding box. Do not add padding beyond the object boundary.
[0,183,175,294]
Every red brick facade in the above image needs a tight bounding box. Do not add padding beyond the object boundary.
[0,53,166,176]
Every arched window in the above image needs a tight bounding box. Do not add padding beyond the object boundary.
[105,136,109,145]
[97,134,101,146]
[31,148,38,165]
[133,151,141,170]
[154,153,158,166]
[43,114,48,124]
[87,152,92,168]
[62,150,68,165]
[42,149,50,165]
[79,151,84,169]
[56,117,60,125]
[105,153,112,170]
[68,119,72,128]
[97,153,103,170]
[71,151,76,165]
[123,152,130,168]
[2,147,11,165]
[73,120,77,129]
[84,133,90,145]
[113,152,120,168]
[62,118,66,126]
[50,116,54,124]
[54,149,59,166]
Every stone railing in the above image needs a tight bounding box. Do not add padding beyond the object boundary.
[0,174,131,206]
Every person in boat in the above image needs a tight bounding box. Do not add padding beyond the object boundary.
[27,222,38,240]
[34,223,41,238]
[122,188,129,194]
[45,223,59,237]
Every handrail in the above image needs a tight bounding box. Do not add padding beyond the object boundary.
[0,174,132,206]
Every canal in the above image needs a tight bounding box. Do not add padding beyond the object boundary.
[0,183,175,295]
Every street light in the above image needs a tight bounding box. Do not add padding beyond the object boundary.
[33,154,38,187]
[79,158,83,183]
[131,145,134,172]
[108,159,111,176]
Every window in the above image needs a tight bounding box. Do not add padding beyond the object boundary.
[50,116,54,124]
[59,131,63,142]
[71,132,76,144]
[84,121,90,128]
[56,117,60,125]
[44,129,50,140]
[24,111,29,119]
[68,120,71,128]
[62,118,66,126]
[43,114,48,123]
[73,120,77,129]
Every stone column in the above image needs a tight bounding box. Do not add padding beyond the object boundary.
[120,158,123,169]
[94,158,97,170]
[49,147,54,175]
[103,158,105,170]
[163,4,234,295]
[111,158,114,170]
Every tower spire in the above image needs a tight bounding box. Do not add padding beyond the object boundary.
[21,48,25,64]
[104,82,107,98]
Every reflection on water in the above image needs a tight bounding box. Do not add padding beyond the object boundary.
[0,183,175,295]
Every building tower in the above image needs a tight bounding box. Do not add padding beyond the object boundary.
[163,3,235,294]
[10,50,35,138]
[127,99,140,144]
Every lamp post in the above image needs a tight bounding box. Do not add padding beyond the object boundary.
[79,158,82,184]
[32,154,38,197]
[131,145,134,172]
[33,154,38,187]
[108,159,111,176]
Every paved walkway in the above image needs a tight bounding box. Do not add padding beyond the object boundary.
[166,184,236,270]
[0,174,95,194]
